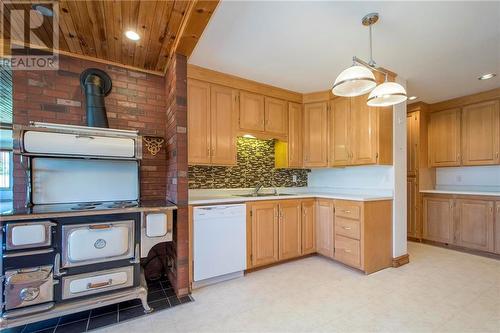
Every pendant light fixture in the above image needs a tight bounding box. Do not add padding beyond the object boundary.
[332,13,407,107]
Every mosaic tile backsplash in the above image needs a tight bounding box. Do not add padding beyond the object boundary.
[188,137,309,189]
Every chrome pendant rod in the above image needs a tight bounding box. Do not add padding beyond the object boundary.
[352,56,389,81]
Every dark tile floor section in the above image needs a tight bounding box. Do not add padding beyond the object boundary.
[5,278,193,333]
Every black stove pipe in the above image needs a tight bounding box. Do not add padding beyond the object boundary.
[80,68,112,128]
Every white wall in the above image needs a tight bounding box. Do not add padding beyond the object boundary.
[392,76,408,258]
[436,166,500,190]
[308,166,393,190]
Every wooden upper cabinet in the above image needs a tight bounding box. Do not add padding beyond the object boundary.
[187,79,211,165]
[461,101,500,166]
[301,200,316,255]
[316,199,334,258]
[239,91,265,132]
[329,98,351,166]
[455,199,494,252]
[278,200,302,260]
[407,112,419,177]
[428,108,461,167]
[350,95,378,165]
[265,97,288,137]
[287,102,303,168]
[210,85,237,165]
[423,196,454,244]
[250,202,279,267]
[303,102,328,167]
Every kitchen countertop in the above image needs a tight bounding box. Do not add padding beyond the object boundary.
[0,199,177,221]
[189,188,393,205]
[420,189,500,197]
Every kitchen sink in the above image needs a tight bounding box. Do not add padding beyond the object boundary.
[234,193,296,198]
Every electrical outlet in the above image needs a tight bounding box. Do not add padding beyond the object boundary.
[292,175,297,183]
[456,175,462,182]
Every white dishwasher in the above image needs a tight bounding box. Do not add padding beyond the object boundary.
[193,204,247,288]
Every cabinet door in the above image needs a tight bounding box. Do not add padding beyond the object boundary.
[329,98,351,166]
[278,200,302,260]
[462,101,500,166]
[495,202,500,254]
[428,109,461,167]
[303,102,328,167]
[265,97,288,136]
[301,200,316,255]
[251,202,279,267]
[407,112,419,177]
[210,85,237,166]
[316,199,334,258]
[350,95,378,165]
[407,177,419,238]
[187,80,211,165]
[423,197,454,243]
[239,91,265,132]
[455,199,494,252]
[288,102,303,168]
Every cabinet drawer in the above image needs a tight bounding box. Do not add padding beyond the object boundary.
[61,266,134,300]
[335,204,361,220]
[335,235,361,268]
[335,217,360,240]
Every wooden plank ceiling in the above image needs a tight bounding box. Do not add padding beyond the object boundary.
[2,0,219,75]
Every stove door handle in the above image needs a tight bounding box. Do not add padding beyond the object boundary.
[87,279,112,289]
[53,253,66,277]
[88,224,112,230]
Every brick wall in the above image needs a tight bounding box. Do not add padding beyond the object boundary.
[12,54,167,207]
[164,54,189,296]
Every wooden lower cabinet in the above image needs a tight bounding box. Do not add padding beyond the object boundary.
[249,202,279,267]
[248,198,393,273]
[455,199,494,252]
[495,202,500,254]
[407,177,419,238]
[316,199,335,258]
[301,200,316,255]
[423,196,454,244]
[334,200,392,274]
[279,200,302,260]
[423,194,498,255]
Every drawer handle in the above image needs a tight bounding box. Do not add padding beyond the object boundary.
[87,279,112,289]
[89,224,112,230]
[343,210,351,214]
[342,226,352,230]
[344,249,352,253]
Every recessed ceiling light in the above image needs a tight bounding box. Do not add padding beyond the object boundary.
[125,30,140,41]
[32,4,53,17]
[408,96,417,101]
[478,73,496,80]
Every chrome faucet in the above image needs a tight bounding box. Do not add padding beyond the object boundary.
[252,184,263,196]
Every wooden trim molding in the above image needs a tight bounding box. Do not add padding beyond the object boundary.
[392,254,410,267]
[429,87,500,112]
[187,64,303,103]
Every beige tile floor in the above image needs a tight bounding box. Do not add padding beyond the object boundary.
[98,242,500,332]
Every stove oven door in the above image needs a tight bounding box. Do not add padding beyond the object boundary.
[61,220,135,268]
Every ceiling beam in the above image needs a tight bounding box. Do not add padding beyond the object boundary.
[164,0,220,74]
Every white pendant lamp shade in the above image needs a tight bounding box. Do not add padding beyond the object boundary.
[332,65,377,97]
[367,81,407,107]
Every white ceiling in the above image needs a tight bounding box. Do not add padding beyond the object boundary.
[189,1,500,104]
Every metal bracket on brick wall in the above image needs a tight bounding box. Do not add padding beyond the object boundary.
[143,136,164,156]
